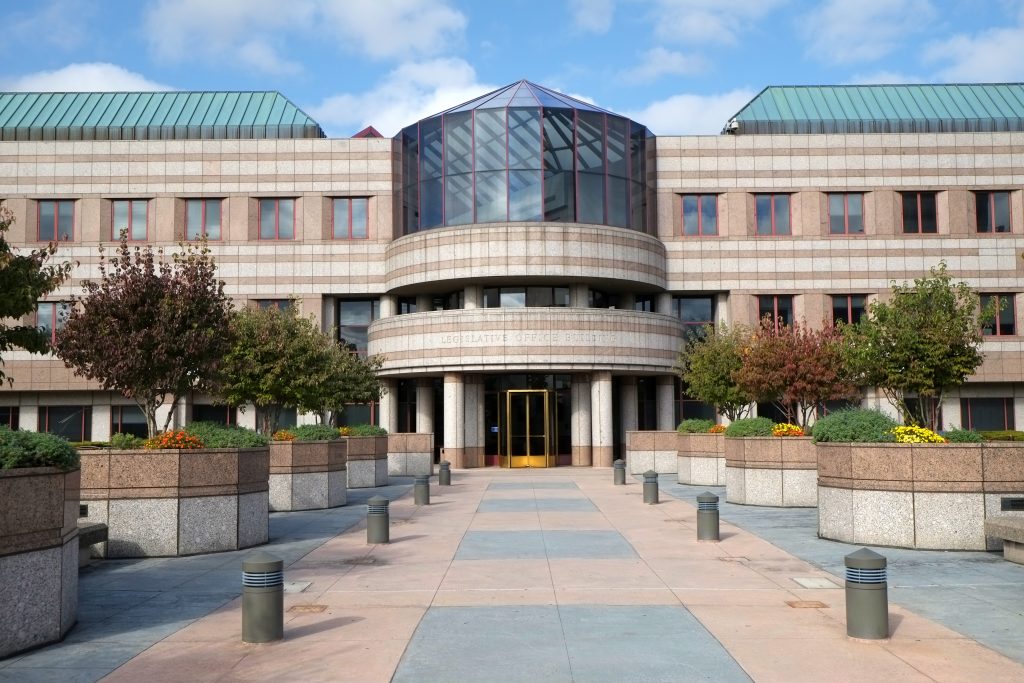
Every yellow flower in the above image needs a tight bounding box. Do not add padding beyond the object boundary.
[889,425,946,443]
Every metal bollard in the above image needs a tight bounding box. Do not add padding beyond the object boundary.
[414,474,430,505]
[613,459,626,486]
[367,495,390,544]
[696,491,720,541]
[845,548,889,639]
[242,551,284,643]
[438,460,451,486]
[642,470,659,504]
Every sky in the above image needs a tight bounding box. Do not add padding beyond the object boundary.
[2,0,1024,137]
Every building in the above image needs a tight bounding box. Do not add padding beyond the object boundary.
[2,81,1023,467]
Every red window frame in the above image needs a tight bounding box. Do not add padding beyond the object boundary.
[681,194,718,236]
[758,294,793,332]
[38,406,91,441]
[961,397,1014,431]
[828,193,865,234]
[831,294,867,326]
[0,406,18,429]
[35,302,68,344]
[332,197,369,240]
[36,200,75,242]
[901,191,938,234]
[754,193,791,236]
[258,198,295,240]
[110,199,149,241]
[976,191,1012,233]
[186,198,223,240]
[981,293,1016,336]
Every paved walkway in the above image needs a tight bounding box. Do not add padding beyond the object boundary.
[3,469,1023,682]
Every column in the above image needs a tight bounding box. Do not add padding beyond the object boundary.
[443,373,466,468]
[571,374,592,466]
[591,371,614,467]
[657,376,676,431]
[570,284,589,308]
[940,395,961,432]
[379,294,396,318]
[620,377,638,456]
[464,285,483,309]
[378,378,398,433]
[415,378,434,434]
[92,404,112,442]
[656,292,673,315]
[416,294,432,312]
[321,296,336,333]
[463,376,485,467]
[618,292,636,310]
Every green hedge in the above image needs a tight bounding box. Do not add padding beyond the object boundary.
[724,417,774,437]
[0,427,79,470]
[110,432,145,449]
[184,422,269,448]
[811,409,898,443]
[677,418,715,434]
[980,430,1024,442]
[346,424,388,436]
[290,424,341,441]
[943,429,984,443]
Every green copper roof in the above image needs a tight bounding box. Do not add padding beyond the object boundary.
[0,91,325,141]
[727,84,1024,135]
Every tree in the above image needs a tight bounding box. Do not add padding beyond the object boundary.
[0,208,72,385]
[735,319,859,427]
[676,324,752,421]
[216,306,384,434]
[55,236,233,437]
[842,263,987,429]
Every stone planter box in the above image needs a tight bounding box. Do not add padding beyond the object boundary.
[625,431,678,475]
[388,433,434,476]
[269,440,347,512]
[80,447,269,558]
[345,436,389,488]
[0,467,79,658]
[677,433,725,486]
[725,436,817,507]
[817,442,1024,551]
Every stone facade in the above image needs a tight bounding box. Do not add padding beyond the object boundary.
[724,437,817,507]
[677,433,726,486]
[269,439,347,511]
[345,436,389,488]
[387,433,434,476]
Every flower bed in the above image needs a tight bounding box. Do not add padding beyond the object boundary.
[724,436,817,507]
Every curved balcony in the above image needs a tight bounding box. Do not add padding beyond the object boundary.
[384,223,667,292]
[367,307,683,376]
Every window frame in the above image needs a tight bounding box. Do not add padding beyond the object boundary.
[331,197,369,240]
[900,191,938,234]
[975,191,1012,233]
[960,397,1014,431]
[110,199,149,241]
[831,294,868,326]
[35,302,69,344]
[981,293,1016,336]
[758,294,793,331]
[258,197,296,240]
[827,192,865,235]
[36,199,75,242]
[185,198,223,241]
[0,406,18,430]
[110,404,149,438]
[680,194,719,237]
[38,405,92,442]
[754,193,792,236]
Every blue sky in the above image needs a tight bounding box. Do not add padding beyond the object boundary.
[3,0,1024,136]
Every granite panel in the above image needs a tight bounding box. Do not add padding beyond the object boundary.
[79,452,110,490]
[653,431,677,451]
[388,452,408,476]
[817,485,853,542]
[374,458,389,485]
[628,450,654,474]
[0,545,61,658]
[678,433,723,456]
[62,469,80,537]
[291,472,329,510]
[913,445,983,486]
[686,456,724,486]
[914,492,986,550]
[347,460,376,488]
[653,450,677,473]
[0,468,65,546]
[106,498,178,558]
[178,451,237,489]
[780,437,816,466]
[327,469,347,507]
[984,494,1024,549]
[782,469,818,507]
[742,468,784,506]
[238,491,269,548]
[236,448,270,487]
[268,473,292,511]
[60,536,78,635]
[852,489,914,547]
[108,451,178,490]
[716,456,726,484]
[291,442,330,469]
[630,432,655,450]
[725,466,745,504]
[405,453,433,476]
[815,444,852,480]
[178,495,237,555]
[851,445,913,485]
[676,455,692,483]
[982,445,1024,488]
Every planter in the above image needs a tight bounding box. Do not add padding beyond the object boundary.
[345,436,389,488]
[817,442,1024,550]
[269,440,347,511]
[725,436,817,507]
[0,467,79,658]
[677,433,725,485]
[625,431,678,475]
[387,433,434,476]
[80,447,269,558]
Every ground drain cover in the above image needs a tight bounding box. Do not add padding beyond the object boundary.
[288,604,327,614]
[786,600,828,609]
[792,577,841,589]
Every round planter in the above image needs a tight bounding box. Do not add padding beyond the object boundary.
[625,431,678,475]
[387,433,435,476]
[269,439,347,511]
[345,436,389,488]
[725,436,817,507]
[677,433,725,486]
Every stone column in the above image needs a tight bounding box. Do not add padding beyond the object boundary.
[443,373,465,468]
[379,294,396,318]
[92,404,112,442]
[657,376,676,431]
[416,294,432,312]
[415,378,434,434]
[940,395,961,432]
[464,285,483,309]
[463,375,485,467]
[321,296,336,333]
[570,284,589,308]
[591,371,614,467]
[656,292,673,315]
[571,374,592,466]
[620,376,638,456]
[618,292,636,310]
[378,379,398,433]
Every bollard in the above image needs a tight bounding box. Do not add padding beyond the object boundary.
[438,460,451,486]
[242,551,284,643]
[414,474,430,505]
[367,496,390,544]
[696,491,720,541]
[642,470,659,504]
[613,459,626,486]
[845,548,889,639]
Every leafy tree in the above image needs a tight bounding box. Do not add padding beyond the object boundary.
[676,324,752,421]
[735,319,859,427]
[55,236,232,437]
[842,263,987,430]
[217,306,383,435]
[0,208,72,385]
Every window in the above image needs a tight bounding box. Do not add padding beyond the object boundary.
[111,199,148,240]
[257,406,296,431]
[636,378,658,431]
[901,192,937,234]
[681,195,718,236]
[396,379,417,433]
[37,200,74,241]
[259,198,295,239]
[398,297,417,315]
[186,199,222,240]
[633,294,654,312]
[484,287,570,308]
[755,194,791,236]
[0,406,18,430]
[431,291,464,311]
[38,406,91,442]
[976,191,1011,233]
[758,295,793,330]
[960,397,1014,431]
[981,294,1015,336]
[338,402,378,428]
[332,198,368,239]
[672,296,715,340]
[589,289,618,309]
[338,299,380,355]
[828,193,864,234]
[192,404,237,426]
[832,295,867,326]
[110,405,148,438]
[254,299,293,311]
[36,302,70,344]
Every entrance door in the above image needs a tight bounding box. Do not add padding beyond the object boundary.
[504,389,551,468]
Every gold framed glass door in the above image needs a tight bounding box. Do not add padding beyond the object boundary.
[504,389,551,468]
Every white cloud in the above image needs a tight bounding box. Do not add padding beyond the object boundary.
[2,63,172,92]
[625,89,756,135]
[308,59,497,137]
[648,0,786,45]
[800,0,936,65]
[8,0,94,49]
[319,0,467,59]
[569,0,614,34]
[923,22,1024,81]
[620,47,706,83]
[847,71,924,85]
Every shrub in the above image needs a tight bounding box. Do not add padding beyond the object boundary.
[343,424,388,437]
[145,430,204,450]
[811,408,899,443]
[943,428,983,443]
[110,432,145,449]
[980,430,1024,442]
[709,424,726,434]
[724,417,774,437]
[291,424,341,441]
[677,418,715,434]
[772,423,804,437]
[0,427,79,470]
[890,425,945,443]
[272,429,296,442]
[184,421,268,448]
